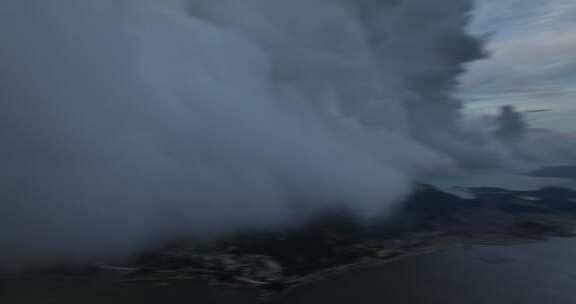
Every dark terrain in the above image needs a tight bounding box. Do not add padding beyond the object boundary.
[3,182,576,303]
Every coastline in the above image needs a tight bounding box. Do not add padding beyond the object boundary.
[2,184,576,303]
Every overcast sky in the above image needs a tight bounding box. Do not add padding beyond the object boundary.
[463,0,576,132]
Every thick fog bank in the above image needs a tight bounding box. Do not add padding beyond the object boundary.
[0,0,489,263]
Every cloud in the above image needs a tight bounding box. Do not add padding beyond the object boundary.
[463,0,576,132]
[0,0,491,265]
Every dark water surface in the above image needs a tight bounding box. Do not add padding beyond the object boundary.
[274,238,576,304]
[3,239,576,304]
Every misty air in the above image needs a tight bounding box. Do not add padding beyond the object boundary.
[1,1,576,304]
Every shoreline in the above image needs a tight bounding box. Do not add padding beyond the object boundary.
[3,184,576,302]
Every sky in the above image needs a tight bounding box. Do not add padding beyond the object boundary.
[463,0,576,132]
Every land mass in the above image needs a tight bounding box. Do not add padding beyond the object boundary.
[15,183,575,301]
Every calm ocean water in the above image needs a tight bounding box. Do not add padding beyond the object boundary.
[275,238,576,304]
